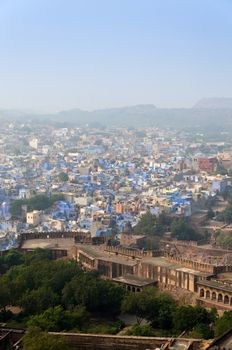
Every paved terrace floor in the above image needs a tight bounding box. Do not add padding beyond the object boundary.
[20,238,75,251]
[76,244,138,266]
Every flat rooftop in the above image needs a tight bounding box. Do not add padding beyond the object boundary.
[113,274,156,287]
[21,238,75,250]
[197,280,232,293]
[77,246,209,274]
[142,256,183,269]
[77,244,138,266]
[144,257,209,276]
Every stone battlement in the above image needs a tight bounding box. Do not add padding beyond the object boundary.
[165,254,217,273]
[102,245,162,259]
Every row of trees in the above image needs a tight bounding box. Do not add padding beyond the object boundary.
[134,212,201,241]
[216,232,232,249]
[2,248,232,344]
[217,197,232,224]
[10,193,65,217]
[133,212,172,236]
[0,249,125,332]
[122,288,232,339]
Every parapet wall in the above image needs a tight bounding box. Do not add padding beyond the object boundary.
[102,245,162,259]
[162,239,232,257]
[0,327,203,350]
[19,231,85,241]
[165,254,216,274]
[51,332,201,350]
[18,231,108,247]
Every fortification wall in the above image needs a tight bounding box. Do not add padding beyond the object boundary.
[102,245,162,259]
[51,332,201,350]
[165,254,216,274]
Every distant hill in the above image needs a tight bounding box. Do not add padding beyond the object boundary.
[1,103,232,135]
[194,98,232,109]
[47,106,232,135]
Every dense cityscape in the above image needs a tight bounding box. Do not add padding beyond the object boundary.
[0,120,231,242]
[1,118,232,348]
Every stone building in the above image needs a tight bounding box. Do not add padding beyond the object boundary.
[18,233,232,311]
[73,243,232,310]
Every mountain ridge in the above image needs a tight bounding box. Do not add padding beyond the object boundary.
[194,98,232,109]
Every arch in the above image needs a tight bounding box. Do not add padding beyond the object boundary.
[132,286,136,292]
[212,291,216,301]
[206,290,210,299]
[137,288,141,292]
[218,293,223,302]
[224,295,229,304]
[200,288,205,298]
[127,285,131,292]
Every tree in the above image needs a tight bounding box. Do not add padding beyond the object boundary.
[124,324,154,336]
[122,289,176,329]
[121,288,158,325]
[148,293,176,329]
[24,248,52,265]
[223,204,232,224]
[122,292,149,325]
[62,273,125,314]
[28,305,89,331]
[171,219,201,241]
[59,172,69,182]
[50,193,65,204]
[215,311,232,337]
[22,327,72,350]
[207,208,215,220]
[4,249,25,267]
[216,164,228,176]
[0,281,10,311]
[0,253,82,307]
[134,212,166,236]
[173,306,216,333]
[10,193,65,217]
[48,260,82,294]
[190,323,214,339]
[213,229,221,240]
[9,199,25,217]
[216,234,232,249]
[20,287,59,315]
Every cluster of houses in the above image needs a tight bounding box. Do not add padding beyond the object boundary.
[0,121,231,248]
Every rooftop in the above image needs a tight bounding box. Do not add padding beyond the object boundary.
[197,280,232,293]
[113,274,157,287]
[77,244,138,266]
[21,238,75,251]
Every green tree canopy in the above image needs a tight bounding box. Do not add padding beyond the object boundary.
[20,287,59,315]
[59,172,69,182]
[121,288,176,328]
[10,193,65,217]
[0,281,10,311]
[22,327,72,350]
[215,311,232,337]
[124,324,155,337]
[171,219,201,241]
[216,233,232,249]
[28,305,88,331]
[190,323,214,339]
[134,212,170,236]
[223,203,232,224]
[62,273,125,315]
[173,306,216,333]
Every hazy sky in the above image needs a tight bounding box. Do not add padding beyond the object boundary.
[0,0,231,112]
